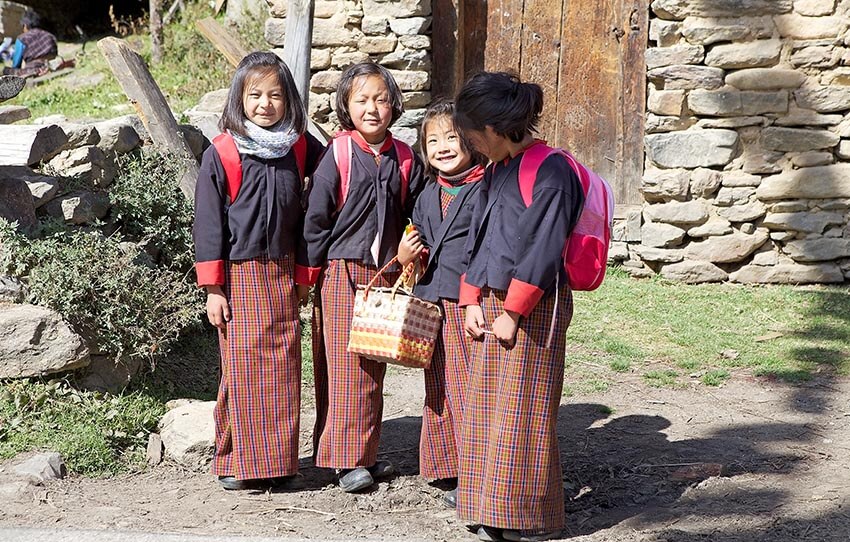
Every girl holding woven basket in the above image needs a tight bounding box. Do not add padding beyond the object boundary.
[193,52,324,491]
[396,98,487,509]
[453,72,585,541]
[302,62,427,493]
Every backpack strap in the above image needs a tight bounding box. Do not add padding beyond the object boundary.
[392,139,413,205]
[293,134,307,180]
[332,132,353,212]
[212,132,242,203]
[517,141,558,207]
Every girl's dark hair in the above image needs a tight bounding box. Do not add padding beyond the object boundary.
[21,10,43,29]
[335,62,404,131]
[454,72,544,143]
[419,98,487,178]
[220,51,307,136]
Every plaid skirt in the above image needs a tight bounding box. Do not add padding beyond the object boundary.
[312,259,399,469]
[420,298,470,480]
[457,286,572,531]
[212,255,301,480]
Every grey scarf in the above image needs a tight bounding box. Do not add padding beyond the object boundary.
[231,120,299,159]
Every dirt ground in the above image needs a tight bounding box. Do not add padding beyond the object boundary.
[1,368,849,541]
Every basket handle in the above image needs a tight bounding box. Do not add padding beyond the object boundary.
[363,256,418,300]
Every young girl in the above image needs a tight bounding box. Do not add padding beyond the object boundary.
[396,98,486,508]
[453,72,585,541]
[302,62,426,493]
[193,51,323,491]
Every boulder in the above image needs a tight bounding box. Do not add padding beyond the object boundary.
[646,114,697,133]
[641,222,687,247]
[697,116,767,129]
[774,13,847,39]
[362,0,431,17]
[716,201,767,223]
[608,242,630,261]
[644,200,709,225]
[359,36,398,54]
[11,452,66,485]
[790,45,841,69]
[688,217,733,237]
[650,19,682,46]
[680,16,775,45]
[661,260,728,283]
[687,89,788,117]
[784,238,850,262]
[632,246,684,262]
[774,107,842,127]
[721,171,761,187]
[794,0,837,16]
[43,190,110,225]
[641,168,690,201]
[94,117,142,155]
[704,39,782,69]
[647,65,725,90]
[690,168,723,198]
[0,105,30,124]
[795,85,850,113]
[731,262,844,283]
[757,164,850,200]
[380,47,431,71]
[0,176,36,233]
[761,127,840,152]
[684,229,769,263]
[77,355,144,394]
[159,401,216,471]
[725,68,806,90]
[59,123,100,149]
[310,70,343,92]
[791,152,834,168]
[0,304,89,379]
[361,16,389,35]
[388,17,431,35]
[389,69,430,91]
[48,145,116,188]
[645,45,705,69]
[715,186,756,206]
[651,0,792,18]
[763,211,844,233]
[647,88,686,116]
[646,130,738,168]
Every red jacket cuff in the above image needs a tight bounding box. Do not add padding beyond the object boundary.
[504,278,544,317]
[458,273,482,307]
[196,260,225,287]
[295,264,322,286]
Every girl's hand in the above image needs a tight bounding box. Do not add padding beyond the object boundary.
[296,284,311,306]
[205,286,230,330]
[465,305,486,340]
[492,310,519,348]
[398,229,424,266]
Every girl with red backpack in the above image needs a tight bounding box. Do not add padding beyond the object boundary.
[193,52,324,491]
[453,72,585,541]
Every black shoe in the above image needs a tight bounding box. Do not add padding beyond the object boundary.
[442,488,457,509]
[337,467,374,492]
[267,474,304,490]
[217,476,260,490]
[502,529,563,541]
[477,525,503,541]
[367,460,394,479]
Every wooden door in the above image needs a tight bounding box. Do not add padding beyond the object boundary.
[433,0,647,210]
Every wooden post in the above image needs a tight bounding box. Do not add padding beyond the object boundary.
[195,17,249,68]
[150,0,163,64]
[282,0,314,109]
[98,37,198,199]
[213,0,227,16]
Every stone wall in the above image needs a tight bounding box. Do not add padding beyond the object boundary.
[264,0,432,145]
[612,0,850,283]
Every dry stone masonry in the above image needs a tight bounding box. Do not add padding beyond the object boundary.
[615,0,850,283]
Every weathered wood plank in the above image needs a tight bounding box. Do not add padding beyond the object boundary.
[195,17,249,68]
[0,125,67,166]
[462,0,487,80]
[617,0,647,206]
[432,0,462,97]
[150,0,163,64]
[0,105,31,124]
[520,0,562,144]
[484,0,523,74]
[282,0,314,109]
[213,0,227,16]
[98,37,198,199]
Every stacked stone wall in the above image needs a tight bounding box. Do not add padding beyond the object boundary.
[264,0,432,145]
[612,0,850,283]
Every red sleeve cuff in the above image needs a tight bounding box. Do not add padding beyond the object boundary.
[295,264,322,286]
[458,273,482,307]
[503,278,544,317]
[196,260,225,287]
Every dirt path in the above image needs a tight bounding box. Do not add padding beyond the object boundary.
[2,369,849,541]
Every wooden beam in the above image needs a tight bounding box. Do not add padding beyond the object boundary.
[432,0,461,97]
[195,17,249,68]
[150,0,163,64]
[282,0,314,109]
[98,37,198,199]
[213,0,226,16]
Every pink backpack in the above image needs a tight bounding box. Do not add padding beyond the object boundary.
[518,141,615,291]
[332,131,414,211]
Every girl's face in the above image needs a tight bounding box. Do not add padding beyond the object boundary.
[347,75,392,144]
[465,126,509,163]
[424,117,472,177]
[243,71,285,127]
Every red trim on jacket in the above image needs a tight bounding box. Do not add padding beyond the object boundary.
[295,264,322,286]
[348,129,395,155]
[503,278,545,317]
[196,260,225,287]
[458,273,482,307]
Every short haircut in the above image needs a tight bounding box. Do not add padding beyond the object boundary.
[21,10,43,30]
[219,51,307,137]
[419,97,487,178]
[454,71,544,143]
[334,62,404,131]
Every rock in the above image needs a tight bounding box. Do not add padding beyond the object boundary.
[704,39,781,69]
[646,114,697,133]
[641,168,690,201]
[359,36,398,54]
[661,261,728,283]
[821,68,850,86]
[178,125,207,159]
[751,248,780,266]
[763,211,844,233]
[790,45,841,69]
[774,13,847,39]
[361,16,388,34]
[760,127,840,152]
[647,65,725,90]
[395,108,426,128]
[725,68,806,90]
[43,190,110,225]
[680,16,775,45]
[0,124,68,166]
[94,118,141,155]
[625,209,643,242]
[0,304,89,379]
[331,50,371,69]
[757,164,850,199]
[0,105,30,124]
[646,130,738,168]
[794,0,837,16]
[11,452,66,485]
[647,88,685,116]
[741,147,784,174]
[398,34,431,50]
[77,355,143,394]
[147,433,163,466]
[193,88,229,113]
[310,70,343,92]
[0,75,25,102]
[731,262,844,282]
[795,85,850,113]
[58,123,100,150]
[774,106,842,127]
[389,69,430,91]
[721,171,761,187]
[685,229,770,263]
[362,0,431,17]
[633,246,684,262]
[159,401,216,471]
[715,186,756,206]
[784,238,850,261]
[716,201,767,222]
[380,47,431,71]
[0,480,32,500]
[697,116,766,129]
[690,168,722,197]
[650,19,682,46]
[771,201,810,212]
[608,242,630,261]
[388,16,431,35]
[0,276,23,303]
[688,217,733,237]
[651,0,792,18]
[645,45,705,69]
[641,222,687,247]
[0,176,36,233]
[393,126,419,147]
[687,89,788,117]
[644,200,709,225]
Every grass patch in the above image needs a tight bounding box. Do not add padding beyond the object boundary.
[643,369,680,388]
[701,369,730,387]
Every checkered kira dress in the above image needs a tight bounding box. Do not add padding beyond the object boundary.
[211,255,301,480]
[457,285,573,531]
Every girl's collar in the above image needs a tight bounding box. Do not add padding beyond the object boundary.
[346,129,395,155]
[436,164,485,188]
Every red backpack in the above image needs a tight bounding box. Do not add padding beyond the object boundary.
[518,141,615,291]
[212,132,308,202]
[331,131,414,211]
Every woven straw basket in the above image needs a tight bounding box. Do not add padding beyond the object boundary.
[348,257,442,369]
